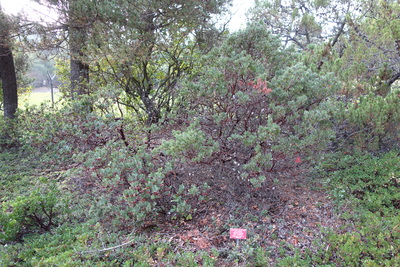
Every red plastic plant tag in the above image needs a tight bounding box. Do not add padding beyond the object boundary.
[230,228,247,239]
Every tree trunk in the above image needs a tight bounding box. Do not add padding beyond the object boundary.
[142,95,161,124]
[69,25,89,96]
[0,44,18,119]
[69,0,89,96]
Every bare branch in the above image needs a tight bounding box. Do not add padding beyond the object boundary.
[386,71,400,87]
[78,238,135,254]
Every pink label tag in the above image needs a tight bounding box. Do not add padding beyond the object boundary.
[230,228,247,239]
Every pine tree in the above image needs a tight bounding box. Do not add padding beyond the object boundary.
[0,9,18,119]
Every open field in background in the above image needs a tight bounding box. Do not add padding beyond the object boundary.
[20,87,62,107]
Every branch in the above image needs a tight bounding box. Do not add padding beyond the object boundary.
[77,239,135,254]
[317,17,347,70]
[332,2,350,48]
[350,21,392,55]
[331,18,346,48]
[289,37,306,50]
[386,71,400,87]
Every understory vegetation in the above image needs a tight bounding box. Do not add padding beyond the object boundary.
[1,0,400,265]
[0,90,399,265]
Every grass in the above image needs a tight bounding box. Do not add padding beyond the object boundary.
[20,90,62,107]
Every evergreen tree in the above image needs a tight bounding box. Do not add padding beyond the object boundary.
[343,0,400,91]
[34,0,93,96]
[251,0,400,89]
[36,0,232,123]
[0,9,18,119]
[87,0,232,123]
[251,0,356,50]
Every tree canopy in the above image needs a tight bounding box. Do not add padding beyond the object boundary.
[251,0,400,91]
[31,0,232,122]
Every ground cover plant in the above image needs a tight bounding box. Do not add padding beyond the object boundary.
[277,152,400,266]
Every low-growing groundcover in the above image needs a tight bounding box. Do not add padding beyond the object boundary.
[278,152,400,266]
[1,129,398,266]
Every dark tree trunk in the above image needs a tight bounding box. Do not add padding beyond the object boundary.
[0,44,18,119]
[142,95,161,124]
[70,25,89,96]
[69,0,89,96]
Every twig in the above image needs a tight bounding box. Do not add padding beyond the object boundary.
[77,239,135,254]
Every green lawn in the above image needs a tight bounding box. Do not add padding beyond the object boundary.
[20,91,62,107]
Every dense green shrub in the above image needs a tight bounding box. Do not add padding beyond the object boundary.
[162,24,341,186]
[0,178,69,242]
[72,141,165,224]
[323,151,400,215]
[0,117,19,149]
[157,121,219,163]
[75,137,212,224]
[325,152,400,265]
[332,87,400,152]
[18,101,119,157]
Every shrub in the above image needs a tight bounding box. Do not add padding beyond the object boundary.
[76,137,212,225]
[158,122,219,163]
[0,178,70,242]
[163,25,341,187]
[73,140,165,224]
[17,100,120,160]
[0,117,20,149]
[324,151,400,215]
[332,87,400,153]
